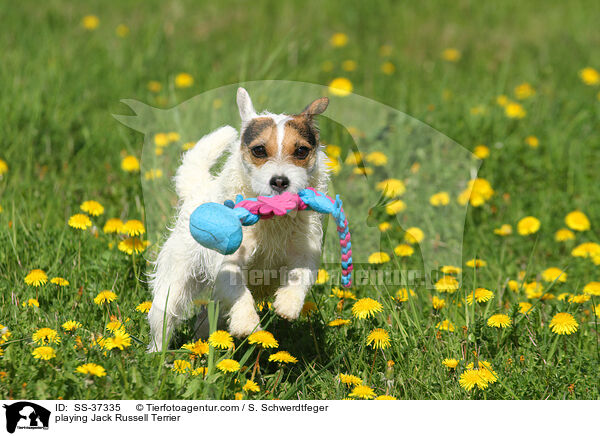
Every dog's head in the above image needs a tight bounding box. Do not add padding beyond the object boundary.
[236,87,329,196]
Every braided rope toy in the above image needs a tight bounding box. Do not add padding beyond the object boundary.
[189,188,352,287]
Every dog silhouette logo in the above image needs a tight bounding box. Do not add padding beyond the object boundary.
[2,402,50,433]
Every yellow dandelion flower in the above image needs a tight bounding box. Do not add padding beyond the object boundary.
[328,319,351,327]
[365,151,388,166]
[508,280,520,292]
[375,395,397,400]
[32,346,56,360]
[549,312,578,335]
[325,144,342,158]
[172,360,191,374]
[436,320,455,331]
[338,373,362,385]
[328,78,353,97]
[466,288,494,305]
[191,367,207,376]
[94,290,117,305]
[136,301,152,313]
[394,288,414,303]
[514,82,535,100]
[68,214,92,230]
[121,219,145,236]
[505,102,526,119]
[467,361,498,384]
[458,178,494,207]
[517,216,540,235]
[430,191,450,206]
[248,331,278,349]
[268,351,298,364]
[368,252,390,264]
[344,151,363,165]
[366,328,390,350]
[571,242,600,258]
[435,276,459,293]
[381,61,396,75]
[496,95,509,106]
[216,359,240,373]
[518,302,533,314]
[315,269,329,285]
[376,178,405,198]
[0,158,8,176]
[325,156,341,174]
[105,328,132,350]
[102,219,124,235]
[80,200,104,216]
[243,380,260,393]
[62,321,81,331]
[525,135,539,148]
[466,258,487,268]
[330,32,348,47]
[542,267,567,283]
[379,222,392,232]
[106,319,123,332]
[349,385,376,399]
[565,210,590,232]
[432,296,446,310]
[81,15,99,30]
[385,199,406,215]
[301,301,318,316]
[342,59,357,71]
[583,281,600,296]
[487,314,511,328]
[404,227,424,244]
[473,145,490,159]
[182,141,196,151]
[209,330,233,349]
[441,265,462,275]
[441,48,461,62]
[76,363,106,377]
[524,281,543,299]
[352,298,383,320]
[555,228,575,242]
[50,277,69,287]
[494,224,513,236]
[331,287,356,300]
[25,269,48,287]
[32,328,60,345]
[121,155,140,172]
[442,358,459,369]
[118,237,149,255]
[394,244,414,257]
[579,67,600,86]
[182,339,209,356]
[175,73,194,88]
[459,369,488,391]
[24,298,39,308]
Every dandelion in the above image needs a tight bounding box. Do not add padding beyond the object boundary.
[432,296,446,310]
[466,288,494,304]
[494,224,513,236]
[459,369,488,391]
[331,287,356,300]
[508,280,520,292]
[248,331,278,348]
[368,252,390,264]
[105,328,132,350]
[435,276,459,293]
[376,178,405,197]
[81,15,99,30]
[172,360,191,374]
[118,237,149,255]
[524,281,543,299]
[583,281,600,296]
[366,328,391,350]
[441,48,461,62]
[328,319,351,327]
[24,298,39,308]
[525,135,539,148]
[579,67,600,86]
[106,319,123,332]
[76,363,106,377]
[315,269,329,284]
[243,380,260,393]
[115,24,129,37]
[328,78,353,97]
[301,301,318,316]
[394,288,414,303]
[375,395,397,400]
[473,145,490,159]
[325,156,341,174]
[429,191,450,206]
[458,178,494,207]
[217,359,241,373]
[175,73,194,88]
[394,244,414,257]
[468,361,498,384]
[121,219,145,236]
[571,242,600,258]
[436,320,455,332]
[50,277,69,287]
[24,269,47,287]
[441,265,462,275]
[80,200,104,216]
[549,312,578,335]
[518,302,533,314]
[466,258,487,268]
[379,222,391,232]
[442,358,459,369]
[349,385,376,399]
[121,155,140,172]
[191,367,207,376]
[381,62,396,75]
[565,210,590,231]
[268,351,298,364]
[136,301,152,313]
[385,199,406,215]
[555,228,575,242]
[345,152,363,165]
[505,102,526,119]
[32,328,60,345]
[182,339,209,356]
[62,321,81,332]
[32,346,56,361]
[94,290,117,305]
[342,59,358,71]
[517,216,541,235]
[68,214,92,230]
[514,82,535,100]
[365,151,388,166]
[330,32,348,47]
[0,158,8,176]
[487,314,512,328]
[542,267,567,283]
[208,330,233,349]
[352,298,383,319]
[338,373,362,385]
[404,227,424,244]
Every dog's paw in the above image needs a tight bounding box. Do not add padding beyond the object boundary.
[273,286,305,321]
[228,304,261,338]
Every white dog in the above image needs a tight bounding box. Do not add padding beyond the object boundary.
[147,88,330,351]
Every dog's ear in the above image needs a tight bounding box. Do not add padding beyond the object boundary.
[301,97,329,117]
[237,87,257,124]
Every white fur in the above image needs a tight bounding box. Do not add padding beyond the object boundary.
[147,89,329,351]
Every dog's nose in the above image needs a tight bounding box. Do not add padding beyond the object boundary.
[269,176,290,193]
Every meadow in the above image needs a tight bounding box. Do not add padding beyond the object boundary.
[1,0,600,400]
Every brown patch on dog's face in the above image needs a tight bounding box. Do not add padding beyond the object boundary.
[240,117,277,167]
[280,116,319,168]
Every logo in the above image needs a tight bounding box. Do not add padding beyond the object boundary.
[2,402,50,434]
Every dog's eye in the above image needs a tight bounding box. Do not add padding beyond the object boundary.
[294,146,310,159]
[251,145,267,158]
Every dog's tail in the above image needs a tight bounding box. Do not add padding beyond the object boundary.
[174,125,238,201]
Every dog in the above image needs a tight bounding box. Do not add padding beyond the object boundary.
[147,88,330,351]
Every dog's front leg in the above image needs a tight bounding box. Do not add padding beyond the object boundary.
[273,261,317,321]
[214,259,261,338]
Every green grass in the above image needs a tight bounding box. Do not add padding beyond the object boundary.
[1,0,600,400]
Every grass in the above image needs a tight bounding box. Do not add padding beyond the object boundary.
[1,0,600,400]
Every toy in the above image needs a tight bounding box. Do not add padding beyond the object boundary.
[189,188,353,287]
